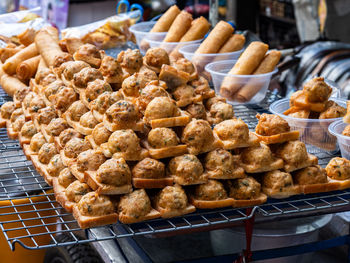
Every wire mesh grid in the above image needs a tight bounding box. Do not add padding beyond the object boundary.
[0,91,345,251]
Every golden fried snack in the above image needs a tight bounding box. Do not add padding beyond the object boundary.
[159,64,190,89]
[84,158,133,195]
[18,120,37,146]
[18,28,36,46]
[103,100,145,132]
[204,149,245,179]
[23,132,47,158]
[195,21,233,54]
[151,5,181,32]
[274,140,318,172]
[304,77,332,103]
[262,170,301,198]
[144,97,190,128]
[132,158,173,188]
[180,16,210,42]
[190,180,234,209]
[319,101,346,119]
[227,177,267,207]
[73,43,102,68]
[218,34,245,53]
[35,27,65,67]
[213,119,259,149]
[293,165,339,194]
[254,113,299,144]
[154,185,196,218]
[118,189,161,224]
[326,157,350,183]
[234,50,281,102]
[1,73,27,97]
[73,192,118,229]
[181,119,222,155]
[142,127,187,159]
[16,55,41,82]
[168,154,207,185]
[143,47,170,73]
[240,143,284,173]
[100,129,148,160]
[55,180,90,212]
[283,107,310,119]
[0,45,23,63]
[163,11,193,42]
[220,42,268,99]
[69,149,106,182]
[65,38,84,54]
[0,101,16,128]
[2,43,38,75]
[60,137,92,166]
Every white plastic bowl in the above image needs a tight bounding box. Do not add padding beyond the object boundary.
[270,98,347,154]
[205,60,277,105]
[145,34,202,54]
[179,44,243,72]
[329,120,350,159]
[129,21,167,54]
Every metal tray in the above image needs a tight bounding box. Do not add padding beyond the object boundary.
[0,90,346,251]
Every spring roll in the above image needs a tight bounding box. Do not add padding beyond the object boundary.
[218,34,245,53]
[180,17,210,42]
[1,73,27,96]
[16,55,41,82]
[169,17,211,60]
[220,41,268,99]
[0,45,23,63]
[2,43,38,75]
[37,57,48,71]
[35,27,64,67]
[195,21,234,54]
[18,28,36,46]
[163,11,193,42]
[233,50,281,102]
[151,5,181,32]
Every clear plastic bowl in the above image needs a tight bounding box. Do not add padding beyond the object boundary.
[145,34,202,54]
[129,21,167,54]
[205,60,277,105]
[329,120,350,159]
[179,44,243,72]
[269,98,347,154]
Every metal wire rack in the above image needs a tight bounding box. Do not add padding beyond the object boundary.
[0,91,345,251]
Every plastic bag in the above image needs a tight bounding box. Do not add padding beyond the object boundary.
[0,7,50,38]
[0,7,42,23]
[61,10,141,49]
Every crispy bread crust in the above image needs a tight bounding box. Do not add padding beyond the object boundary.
[255,130,300,144]
[189,196,234,209]
[231,193,267,207]
[132,177,174,188]
[118,208,160,224]
[72,205,118,229]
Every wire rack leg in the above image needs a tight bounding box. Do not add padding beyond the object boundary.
[234,208,255,263]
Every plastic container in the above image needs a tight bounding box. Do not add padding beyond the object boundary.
[129,21,167,54]
[205,60,277,105]
[329,120,350,159]
[145,34,202,54]
[210,215,332,263]
[178,44,243,72]
[269,98,347,154]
